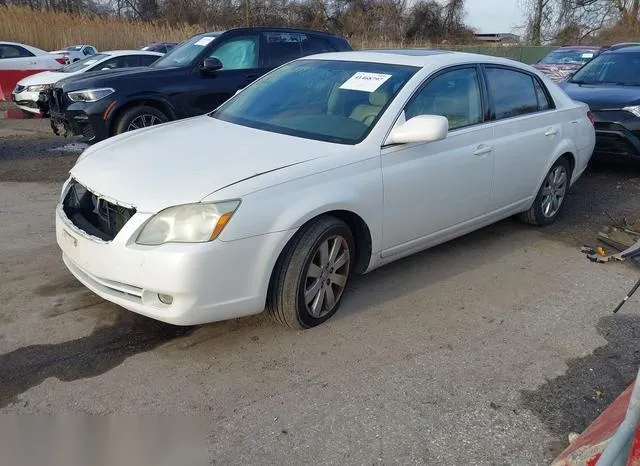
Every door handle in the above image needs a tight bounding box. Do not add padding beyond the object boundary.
[545,128,558,137]
[473,145,493,156]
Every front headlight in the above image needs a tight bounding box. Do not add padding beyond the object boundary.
[26,83,52,92]
[67,88,115,103]
[623,105,640,118]
[136,201,241,245]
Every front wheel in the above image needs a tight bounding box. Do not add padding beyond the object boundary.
[519,157,571,226]
[114,105,168,135]
[267,216,354,330]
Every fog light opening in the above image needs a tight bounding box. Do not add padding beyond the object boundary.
[158,293,173,305]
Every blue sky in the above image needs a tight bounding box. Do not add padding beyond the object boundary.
[465,0,526,34]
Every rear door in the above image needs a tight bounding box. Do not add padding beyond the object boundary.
[482,65,561,212]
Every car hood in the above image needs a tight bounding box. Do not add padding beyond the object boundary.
[18,70,78,87]
[56,66,169,91]
[560,81,640,110]
[70,116,344,212]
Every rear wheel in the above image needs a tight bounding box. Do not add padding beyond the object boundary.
[114,105,168,135]
[267,216,354,330]
[519,157,571,226]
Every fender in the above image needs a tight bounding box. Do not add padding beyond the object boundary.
[215,156,384,257]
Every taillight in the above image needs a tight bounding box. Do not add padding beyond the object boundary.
[54,57,68,65]
[587,111,595,125]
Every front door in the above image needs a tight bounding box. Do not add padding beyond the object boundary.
[381,66,494,255]
[183,34,264,115]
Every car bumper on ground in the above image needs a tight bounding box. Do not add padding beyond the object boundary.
[55,204,293,326]
[592,111,640,159]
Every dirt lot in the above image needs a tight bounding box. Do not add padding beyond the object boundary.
[1,113,640,464]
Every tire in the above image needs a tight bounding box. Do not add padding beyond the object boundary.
[114,105,168,135]
[267,216,354,330]
[519,157,571,226]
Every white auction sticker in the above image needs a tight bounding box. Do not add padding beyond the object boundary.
[195,37,215,47]
[339,72,392,92]
[581,52,594,59]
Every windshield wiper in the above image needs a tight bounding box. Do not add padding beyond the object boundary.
[615,82,640,86]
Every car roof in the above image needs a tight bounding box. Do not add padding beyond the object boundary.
[196,27,346,39]
[556,45,601,50]
[603,45,640,53]
[304,49,533,69]
[102,50,164,56]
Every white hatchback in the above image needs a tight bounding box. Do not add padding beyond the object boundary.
[55,50,596,329]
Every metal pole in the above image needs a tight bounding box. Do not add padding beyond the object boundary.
[596,366,640,465]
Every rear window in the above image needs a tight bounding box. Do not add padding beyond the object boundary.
[486,67,550,119]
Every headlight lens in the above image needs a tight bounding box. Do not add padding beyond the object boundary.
[67,88,115,103]
[623,105,640,118]
[25,83,52,92]
[136,201,241,245]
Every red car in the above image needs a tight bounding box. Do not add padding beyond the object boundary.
[533,45,604,82]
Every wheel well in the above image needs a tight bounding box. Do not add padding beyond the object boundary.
[109,99,175,135]
[266,210,373,306]
[559,152,575,175]
[326,210,373,274]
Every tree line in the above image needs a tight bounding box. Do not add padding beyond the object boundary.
[523,0,640,45]
[2,0,639,45]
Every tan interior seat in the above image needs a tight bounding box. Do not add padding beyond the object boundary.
[349,89,390,126]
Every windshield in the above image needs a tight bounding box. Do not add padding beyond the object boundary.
[540,49,598,65]
[211,59,418,144]
[151,34,220,68]
[571,52,640,85]
[58,54,109,73]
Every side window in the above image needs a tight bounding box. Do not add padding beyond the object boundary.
[405,67,483,130]
[0,45,33,59]
[94,57,119,70]
[265,32,303,67]
[301,36,334,55]
[138,55,160,66]
[486,67,539,119]
[83,47,93,56]
[534,79,553,111]
[208,35,259,70]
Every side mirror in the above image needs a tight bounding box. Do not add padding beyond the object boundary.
[385,115,449,145]
[201,57,223,74]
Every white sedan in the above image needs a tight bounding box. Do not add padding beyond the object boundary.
[55,50,596,329]
[0,41,66,70]
[49,44,98,63]
[13,50,162,115]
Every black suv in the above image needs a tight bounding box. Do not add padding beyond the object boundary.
[561,45,640,159]
[46,28,351,143]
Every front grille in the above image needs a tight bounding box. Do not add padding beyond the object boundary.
[62,180,136,241]
[14,100,38,108]
[49,88,67,113]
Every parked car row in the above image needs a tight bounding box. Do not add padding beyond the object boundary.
[53,34,598,329]
[43,28,352,142]
[13,50,163,116]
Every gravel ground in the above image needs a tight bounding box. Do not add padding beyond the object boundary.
[1,113,639,465]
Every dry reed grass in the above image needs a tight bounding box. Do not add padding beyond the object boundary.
[0,5,201,51]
